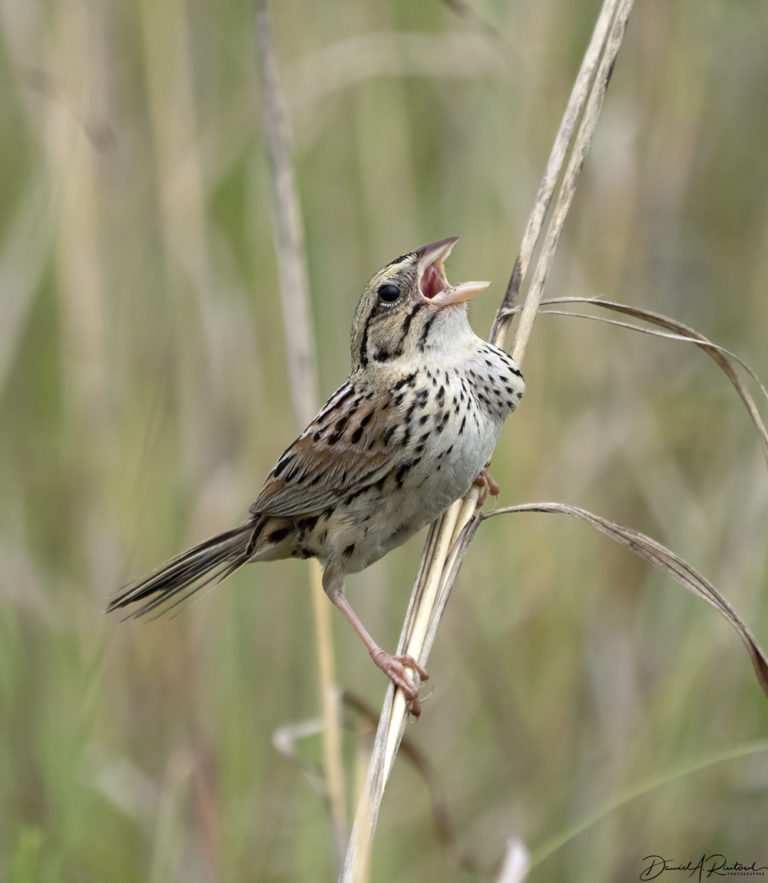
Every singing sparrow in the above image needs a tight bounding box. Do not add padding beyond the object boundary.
[109,237,525,715]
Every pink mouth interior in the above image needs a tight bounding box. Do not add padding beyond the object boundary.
[421,263,446,299]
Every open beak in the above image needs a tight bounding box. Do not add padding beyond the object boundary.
[415,236,490,307]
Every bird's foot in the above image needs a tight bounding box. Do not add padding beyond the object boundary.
[370,648,429,717]
[473,462,500,508]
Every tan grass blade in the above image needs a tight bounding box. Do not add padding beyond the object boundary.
[342,692,483,874]
[532,297,768,465]
[484,503,768,698]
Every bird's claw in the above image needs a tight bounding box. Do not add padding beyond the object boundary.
[473,462,500,508]
[370,649,429,717]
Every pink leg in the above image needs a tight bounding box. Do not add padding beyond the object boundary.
[473,461,500,508]
[323,566,428,716]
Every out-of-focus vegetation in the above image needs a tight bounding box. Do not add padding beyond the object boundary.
[1,1,767,880]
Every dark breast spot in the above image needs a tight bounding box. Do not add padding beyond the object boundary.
[395,458,420,486]
[297,515,319,537]
[393,372,417,391]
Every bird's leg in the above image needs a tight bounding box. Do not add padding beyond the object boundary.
[322,565,428,716]
[473,461,500,508]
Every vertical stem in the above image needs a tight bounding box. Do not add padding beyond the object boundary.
[309,559,348,863]
[253,0,318,429]
[253,0,348,865]
[341,0,637,879]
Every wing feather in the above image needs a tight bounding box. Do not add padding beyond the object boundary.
[250,382,396,518]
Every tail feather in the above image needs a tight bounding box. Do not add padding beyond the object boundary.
[108,522,258,619]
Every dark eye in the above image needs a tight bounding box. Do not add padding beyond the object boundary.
[377,283,401,304]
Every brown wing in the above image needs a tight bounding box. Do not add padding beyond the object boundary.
[250,381,397,518]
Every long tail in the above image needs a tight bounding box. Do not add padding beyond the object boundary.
[108,522,259,618]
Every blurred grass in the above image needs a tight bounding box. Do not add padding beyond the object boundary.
[1,0,767,880]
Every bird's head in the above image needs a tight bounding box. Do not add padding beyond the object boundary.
[350,237,489,372]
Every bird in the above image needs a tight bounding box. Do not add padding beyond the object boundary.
[108,236,525,715]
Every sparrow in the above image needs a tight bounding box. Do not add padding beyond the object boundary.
[109,237,525,715]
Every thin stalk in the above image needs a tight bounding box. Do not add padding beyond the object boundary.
[253,0,347,865]
[341,0,636,879]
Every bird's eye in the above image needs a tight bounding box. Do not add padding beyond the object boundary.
[377,283,401,304]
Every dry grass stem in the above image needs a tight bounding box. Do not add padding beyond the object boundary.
[253,0,317,428]
[253,0,347,863]
[489,0,625,348]
[342,691,482,873]
[484,503,768,697]
[528,297,768,464]
[342,0,637,879]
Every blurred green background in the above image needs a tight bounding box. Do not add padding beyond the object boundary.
[2,0,768,880]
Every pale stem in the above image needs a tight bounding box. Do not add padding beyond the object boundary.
[341,0,637,880]
[253,0,348,866]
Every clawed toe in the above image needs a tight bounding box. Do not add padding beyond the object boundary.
[371,649,429,716]
[473,462,500,508]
